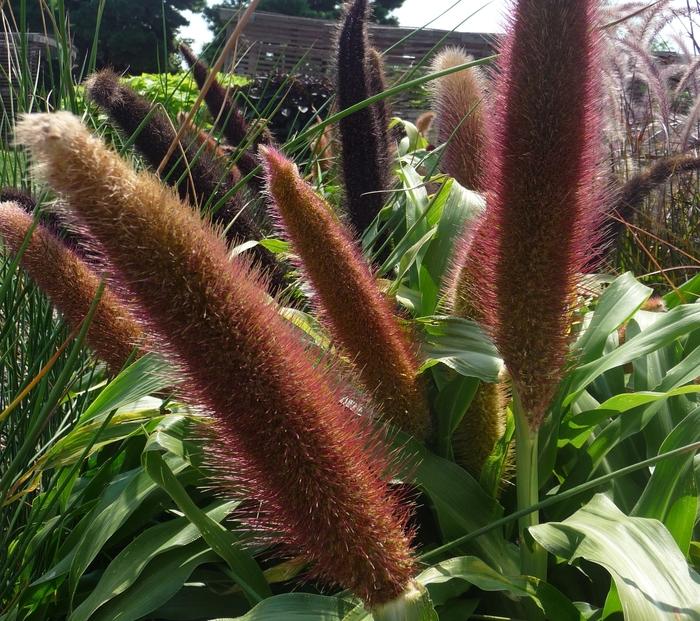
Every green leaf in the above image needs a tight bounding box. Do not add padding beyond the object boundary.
[565,304,700,406]
[574,272,652,364]
[215,594,354,620]
[433,375,480,458]
[633,406,700,550]
[530,494,700,620]
[34,456,187,589]
[417,316,503,382]
[416,557,582,620]
[79,353,173,422]
[421,179,484,315]
[88,542,220,621]
[143,450,271,604]
[408,438,518,575]
[67,456,189,598]
[664,273,700,309]
[69,501,239,621]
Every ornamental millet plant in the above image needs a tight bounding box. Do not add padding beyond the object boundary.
[261,146,431,441]
[14,112,420,612]
[0,202,144,372]
[454,0,606,576]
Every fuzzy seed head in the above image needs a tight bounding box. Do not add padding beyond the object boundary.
[452,382,507,476]
[0,201,143,371]
[336,0,390,237]
[461,0,606,427]
[261,146,431,441]
[367,47,394,162]
[15,112,416,606]
[430,47,487,191]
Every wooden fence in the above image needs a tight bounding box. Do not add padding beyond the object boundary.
[220,10,495,118]
[0,33,64,109]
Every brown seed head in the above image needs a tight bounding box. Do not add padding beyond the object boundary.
[0,202,143,372]
[261,145,431,441]
[430,47,487,191]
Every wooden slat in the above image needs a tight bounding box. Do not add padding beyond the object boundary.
[222,10,495,107]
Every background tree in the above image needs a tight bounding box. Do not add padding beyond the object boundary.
[5,0,204,74]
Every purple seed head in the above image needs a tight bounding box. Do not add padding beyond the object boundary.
[459,0,607,427]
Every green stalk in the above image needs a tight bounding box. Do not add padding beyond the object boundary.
[513,394,547,580]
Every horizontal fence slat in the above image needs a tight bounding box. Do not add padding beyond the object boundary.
[221,10,496,119]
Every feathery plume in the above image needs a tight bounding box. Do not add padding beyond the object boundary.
[84,69,285,289]
[460,0,606,427]
[336,0,390,237]
[0,202,143,372]
[430,47,487,191]
[15,112,416,607]
[611,153,700,234]
[261,146,431,440]
[179,43,269,187]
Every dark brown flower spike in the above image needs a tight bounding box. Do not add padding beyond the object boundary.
[84,69,286,290]
[336,0,391,238]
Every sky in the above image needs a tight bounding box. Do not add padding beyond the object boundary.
[180,0,509,53]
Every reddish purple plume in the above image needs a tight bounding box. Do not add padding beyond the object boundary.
[15,112,416,607]
[460,0,606,427]
[261,146,431,441]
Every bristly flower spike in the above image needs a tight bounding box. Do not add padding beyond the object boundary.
[336,0,390,237]
[460,0,606,428]
[602,153,700,259]
[15,112,417,608]
[261,146,431,441]
[0,202,144,372]
[0,187,88,253]
[430,47,487,192]
[84,69,286,291]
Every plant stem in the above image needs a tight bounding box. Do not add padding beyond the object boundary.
[513,395,548,580]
